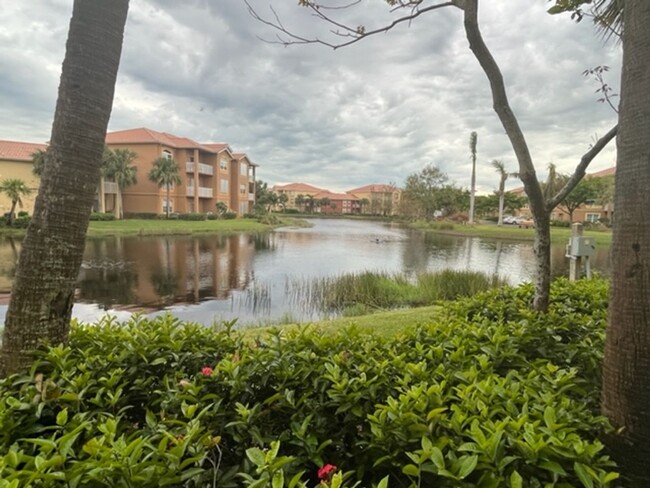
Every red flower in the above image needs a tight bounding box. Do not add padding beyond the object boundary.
[201,366,213,376]
[318,464,337,481]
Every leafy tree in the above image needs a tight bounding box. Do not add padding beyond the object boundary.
[468,132,477,224]
[0,179,31,226]
[278,192,289,211]
[148,156,181,219]
[104,148,137,219]
[304,195,315,214]
[1,0,130,374]
[359,197,370,214]
[600,2,650,483]
[556,175,603,222]
[247,0,618,312]
[401,164,450,219]
[549,0,623,39]
[254,181,280,213]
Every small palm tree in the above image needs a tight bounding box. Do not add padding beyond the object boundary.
[468,131,478,224]
[0,179,32,226]
[31,150,47,177]
[149,156,181,218]
[105,149,137,219]
[215,201,228,217]
[492,160,513,226]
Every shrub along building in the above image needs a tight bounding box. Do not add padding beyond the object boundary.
[105,128,257,217]
[0,140,46,215]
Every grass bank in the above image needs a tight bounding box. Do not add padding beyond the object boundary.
[0,217,309,238]
[410,220,613,245]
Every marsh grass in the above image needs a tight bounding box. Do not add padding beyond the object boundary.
[294,269,508,313]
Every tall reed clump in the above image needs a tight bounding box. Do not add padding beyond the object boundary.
[309,269,507,313]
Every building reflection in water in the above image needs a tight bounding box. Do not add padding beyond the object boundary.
[76,234,267,310]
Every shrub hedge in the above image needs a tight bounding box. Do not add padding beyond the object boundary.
[0,279,616,487]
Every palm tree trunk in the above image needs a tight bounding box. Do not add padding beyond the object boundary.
[166,184,170,219]
[1,0,129,375]
[497,191,505,226]
[602,1,650,484]
[8,201,16,227]
[116,187,123,220]
[98,177,105,213]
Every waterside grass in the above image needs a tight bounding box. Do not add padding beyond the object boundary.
[291,269,508,314]
[409,220,613,245]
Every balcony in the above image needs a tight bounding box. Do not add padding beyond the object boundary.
[248,193,255,202]
[104,181,118,194]
[187,186,213,198]
[198,163,214,175]
[186,161,195,173]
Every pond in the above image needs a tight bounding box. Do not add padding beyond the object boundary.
[0,219,610,326]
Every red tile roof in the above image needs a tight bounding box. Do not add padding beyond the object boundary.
[348,183,398,193]
[273,182,325,193]
[314,190,359,201]
[202,143,233,155]
[107,128,231,155]
[588,166,615,178]
[0,140,48,161]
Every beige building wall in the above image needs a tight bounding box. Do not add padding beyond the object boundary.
[0,159,40,216]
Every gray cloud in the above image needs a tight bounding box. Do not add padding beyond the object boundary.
[0,0,620,194]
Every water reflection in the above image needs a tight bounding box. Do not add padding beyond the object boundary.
[0,221,611,325]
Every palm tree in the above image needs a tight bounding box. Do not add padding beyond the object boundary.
[1,0,130,374]
[468,132,478,224]
[0,179,32,226]
[491,160,511,226]
[105,148,137,219]
[148,156,181,219]
[295,194,305,212]
[359,198,370,214]
[31,150,47,177]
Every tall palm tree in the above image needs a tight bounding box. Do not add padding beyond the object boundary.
[105,148,137,219]
[148,156,181,219]
[468,132,478,224]
[0,179,32,226]
[1,0,130,374]
[491,160,511,226]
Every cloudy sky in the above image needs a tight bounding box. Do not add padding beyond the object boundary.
[0,0,620,194]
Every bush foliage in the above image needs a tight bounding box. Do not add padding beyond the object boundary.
[0,279,616,487]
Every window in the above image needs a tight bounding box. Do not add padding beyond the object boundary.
[162,199,173,212]
[220,159,228,171]
[163,150,173,160]
[585,213,600,223]
[239,203,248,215]
[220,180,229,193]
[240,184,246,194]
[240,164,247,176]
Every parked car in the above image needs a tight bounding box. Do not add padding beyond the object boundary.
[518,218,535,229]
[503,216,517,224]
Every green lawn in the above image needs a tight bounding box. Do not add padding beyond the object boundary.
[410,221,612,245]
[245,305,442,338]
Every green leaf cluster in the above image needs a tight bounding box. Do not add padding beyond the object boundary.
[0,279,617,487]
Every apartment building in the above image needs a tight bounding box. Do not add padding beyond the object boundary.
[510,166,615,223]
[347,183,401,215]
[312,190,361,214]
[0,140,46,215]
[273,182,325,210]
[105,128,257,216]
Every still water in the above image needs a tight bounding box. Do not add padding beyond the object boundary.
[0,219,610,326]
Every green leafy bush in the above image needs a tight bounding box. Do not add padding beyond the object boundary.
[177,213,208,221]
[124,212,158,220]
[551,219,571,228]
[89,212,116,221]
[0,279,617,487]
[17,211,29,218]
[223,211,237,220]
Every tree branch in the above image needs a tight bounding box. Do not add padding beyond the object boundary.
[461,0,545,215]
[244,0,455,49]
[547,124,618,209]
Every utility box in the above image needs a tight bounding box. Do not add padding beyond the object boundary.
[570,236,595,257]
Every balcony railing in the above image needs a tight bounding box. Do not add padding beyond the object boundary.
[187,186,213,198]
[104,181,118,194]
[186,162,195,173]
[198,163,214,175]
[248,193,255,202]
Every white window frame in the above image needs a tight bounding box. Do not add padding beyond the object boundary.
[220,180,229,193]
[585,213,601,223]
[220,159,228,171]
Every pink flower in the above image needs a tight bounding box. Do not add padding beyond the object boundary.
[201,366,214,376]
[318,464,337,481]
